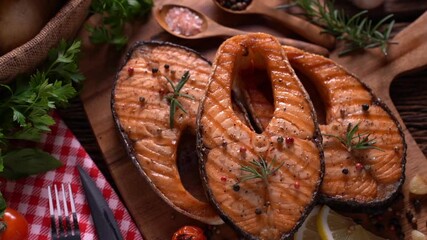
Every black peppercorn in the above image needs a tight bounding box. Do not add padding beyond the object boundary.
[164,64,170,69]
[412,199,422,213]
[255,208,262,215]
[232,184,240,192]
[406,210,414,224]
[151,67,159,74]
[216,0,252,11]
[362,104,370,111]
[342,168,349,174]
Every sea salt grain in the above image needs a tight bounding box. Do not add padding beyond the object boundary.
[165,7,203,36]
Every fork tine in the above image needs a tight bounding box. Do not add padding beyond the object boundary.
[49,184,81,240]
[61,184,72,233]
[48,186,59,240]
[54,185,65,237]
[67,183,80,236]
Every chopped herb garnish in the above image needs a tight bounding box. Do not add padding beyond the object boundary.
[239,156,284,185]
[324,122,384,152]
[164,71,194,128]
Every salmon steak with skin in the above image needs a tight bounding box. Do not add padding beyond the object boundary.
[240,45,406,208]
[111,41,222,225]
[197,33,324,239]
[285,46,406,207]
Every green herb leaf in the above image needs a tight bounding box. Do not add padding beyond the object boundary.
[324,122,384,152]
[239,156,284,185]
[0,40,83,175]
[88,0,154,49]
[46,40,85,84]
[164,71,194,128]
[0,148,62,180]
[285,0,396,56]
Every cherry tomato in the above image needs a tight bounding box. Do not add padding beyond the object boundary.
[0,208,29,240]
[172,226,206,240]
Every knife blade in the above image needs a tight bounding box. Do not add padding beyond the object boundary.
[77,166,123,240]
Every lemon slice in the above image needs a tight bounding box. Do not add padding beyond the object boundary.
[294,205,322,240]
[317,205,386,240]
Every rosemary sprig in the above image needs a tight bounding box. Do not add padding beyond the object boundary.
[281,0,396,56]
[324,122,384,152]
[164,71,194,128]
[239,156,284,185]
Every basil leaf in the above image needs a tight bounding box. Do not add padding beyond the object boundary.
[1,148,62,180]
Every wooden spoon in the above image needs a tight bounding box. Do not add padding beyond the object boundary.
[154,4,329,56]
[212,0,335,49]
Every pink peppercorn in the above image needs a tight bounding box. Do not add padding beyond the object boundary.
[285,137,294,145]
[220,176,227,182]
[128,67,134,76]
[355,163,364,171]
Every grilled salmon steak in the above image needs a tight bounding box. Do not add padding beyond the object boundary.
[197,33,324,239]
[239,45,406,208]
[285,46,406,207]
[112,41,222,224]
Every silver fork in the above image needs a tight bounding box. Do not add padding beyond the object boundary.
[48,184,81,240]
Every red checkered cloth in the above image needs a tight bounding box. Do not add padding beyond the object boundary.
[0,113,143,240]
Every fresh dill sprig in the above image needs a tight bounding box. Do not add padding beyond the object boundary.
[164,71,194,128]
[281,0,396,56]
[324,122,384,152]
[239,156,284,185]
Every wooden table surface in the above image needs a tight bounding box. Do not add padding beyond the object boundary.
[57,1,427,238]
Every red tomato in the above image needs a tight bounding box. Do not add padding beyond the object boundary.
[0,208,29,240]
[172,226,206,240]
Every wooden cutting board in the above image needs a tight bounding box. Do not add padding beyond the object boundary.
[79,1,427,239]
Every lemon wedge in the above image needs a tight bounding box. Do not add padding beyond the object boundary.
[412,230,427,240]
[317,205,386,240]
[294,205,322,240]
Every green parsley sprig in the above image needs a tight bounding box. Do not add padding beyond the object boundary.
[239,156,284,186]
[280,0,396,56]
[324,122,384,152]
[87,0,154,49]
[0,40,84,180]
[164,71,194,128]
